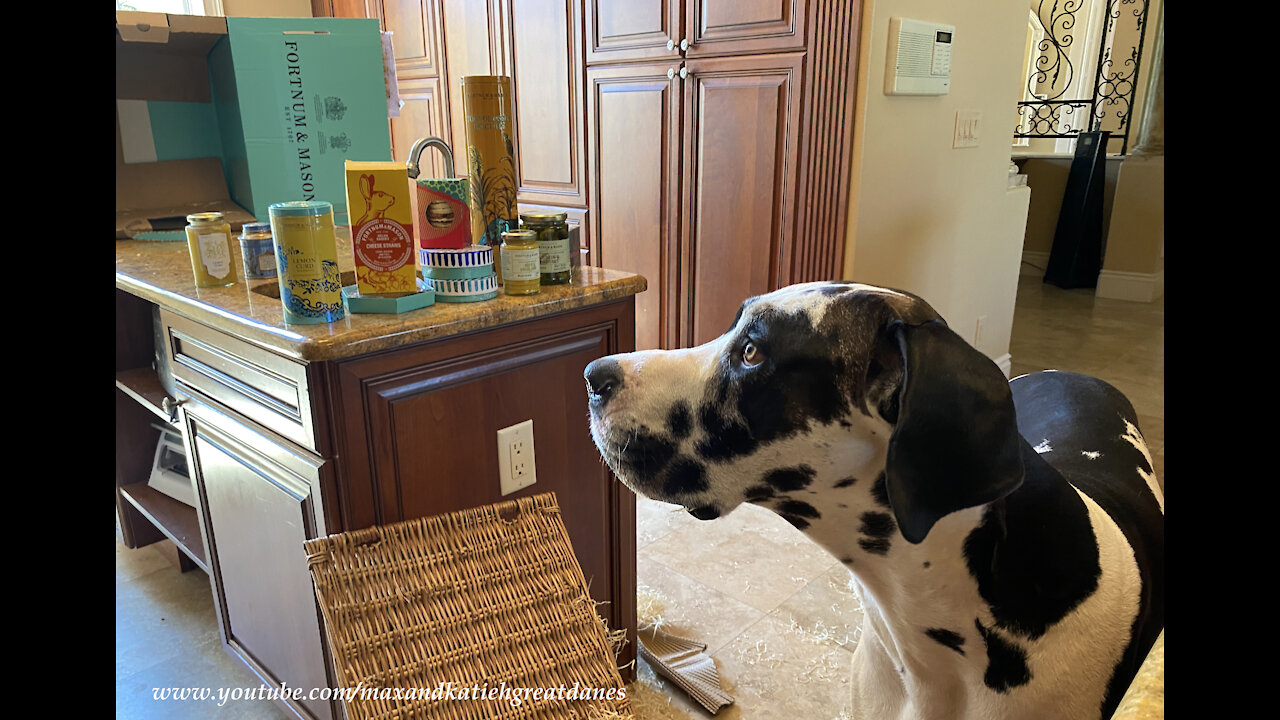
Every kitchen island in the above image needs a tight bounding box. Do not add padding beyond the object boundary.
[115,236,644,720]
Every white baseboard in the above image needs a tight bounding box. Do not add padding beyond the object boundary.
[1095,269,1165,302]
[1020,251,1050,277]
[993,353,1012,379]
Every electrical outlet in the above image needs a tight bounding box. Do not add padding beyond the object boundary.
[497,419,536,496]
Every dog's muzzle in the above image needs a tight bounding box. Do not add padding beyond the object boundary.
[584,357,624,409]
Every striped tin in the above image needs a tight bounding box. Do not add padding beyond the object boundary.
[426,273,499,303]
[420,244,493,270]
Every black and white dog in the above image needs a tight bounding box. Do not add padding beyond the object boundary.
[585,282,1163,720]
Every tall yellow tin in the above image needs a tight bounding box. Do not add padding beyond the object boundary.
[461,76,519,251]
[268,201,345,325]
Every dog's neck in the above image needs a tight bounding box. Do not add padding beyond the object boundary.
[779,417,992,682]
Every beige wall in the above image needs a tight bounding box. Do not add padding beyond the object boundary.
[844,0,1031,365]
[221,0,312,16]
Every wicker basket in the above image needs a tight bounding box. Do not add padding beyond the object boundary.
[304,492,633,720]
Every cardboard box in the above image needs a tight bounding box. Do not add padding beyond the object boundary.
[116,12,391,238]
[345,161,417,295]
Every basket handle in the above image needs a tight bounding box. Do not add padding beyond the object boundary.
[407,137,455,179]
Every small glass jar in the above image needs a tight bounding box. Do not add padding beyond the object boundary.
[185,212,238,288]
[268,201,345,324]
[500,229,541,296]
[521,212,571,285]
[238,222,277,279]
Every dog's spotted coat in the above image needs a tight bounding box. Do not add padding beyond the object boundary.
[586,281,1163,720]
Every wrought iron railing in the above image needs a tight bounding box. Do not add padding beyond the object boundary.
[1015,0,1151,154]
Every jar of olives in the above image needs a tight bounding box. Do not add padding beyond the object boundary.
[521,211,571,285]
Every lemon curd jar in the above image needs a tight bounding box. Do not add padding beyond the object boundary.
[268,201,345,325]
[499,229,540,295]
[185,212,238,287]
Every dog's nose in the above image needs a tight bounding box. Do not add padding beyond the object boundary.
[584,358,624,407]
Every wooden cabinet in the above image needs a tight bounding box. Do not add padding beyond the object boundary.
[316,0,862,347]
[116,252,645,711]
[586,62,681,350]
[680,53,802,346]
[684,0,807,57]
[584,0,683,64]
[328,299,638,668]
[183,400,337,720]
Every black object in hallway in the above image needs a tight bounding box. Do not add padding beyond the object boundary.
[1044,131,1109,289]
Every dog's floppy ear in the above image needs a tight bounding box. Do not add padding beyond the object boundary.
[884,320,1024,544]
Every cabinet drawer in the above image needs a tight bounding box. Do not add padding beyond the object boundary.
[160,310,318,452]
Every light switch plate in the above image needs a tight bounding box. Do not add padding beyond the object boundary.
[954,110,982,148]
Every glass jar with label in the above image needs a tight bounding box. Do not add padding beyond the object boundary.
[238,222,277,279]
[185,212,238,288]
[500,229,541,296]
[521,212,571,285]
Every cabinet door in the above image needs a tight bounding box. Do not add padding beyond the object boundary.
[392,77,450,179]
[184,402,336,720]
[496,0,587,208]
[585,0,683,64]
[681,53,803,347]
[330,299,638,677]
[586,63,682,351]
[440,0,505,169]
[684,0,807,57]
[379,0,444,79]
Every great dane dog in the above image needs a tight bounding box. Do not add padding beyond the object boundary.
[585,281,1163,720]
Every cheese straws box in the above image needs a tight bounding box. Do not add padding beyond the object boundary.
[344,160,417,295]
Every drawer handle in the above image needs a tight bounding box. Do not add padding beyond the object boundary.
[162,396,185,424]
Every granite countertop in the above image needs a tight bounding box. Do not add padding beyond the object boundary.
[116,233,647,362]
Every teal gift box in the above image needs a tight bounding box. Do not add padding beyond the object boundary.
[116,12,391,237]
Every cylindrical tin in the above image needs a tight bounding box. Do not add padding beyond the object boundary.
[521,212,571,285]
[238,222,277,279]
[461,76,519,249]
[185,212,238,288]
[268,201,345,325]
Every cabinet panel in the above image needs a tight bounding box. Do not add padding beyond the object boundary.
[502,0,586,206]
[587,63,681,351]
[686,0,806,57]
[441,0,501,166]
[682,53,802,346]
[585,0,682,64]
[379,0,442,79]
[391,77,450,179]
[331,300,638,676]
[185,403,335,720]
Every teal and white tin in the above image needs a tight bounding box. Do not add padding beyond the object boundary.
[426,273,499,303]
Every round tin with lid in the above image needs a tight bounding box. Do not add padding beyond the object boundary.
[268,201,345,324]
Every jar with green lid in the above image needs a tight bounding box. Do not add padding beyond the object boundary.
[521,212,571,285]
[500,229,541,295]
[268,201,345,324]
[185,212,238,288]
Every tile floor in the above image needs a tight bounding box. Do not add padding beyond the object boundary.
[116,275,1164,719]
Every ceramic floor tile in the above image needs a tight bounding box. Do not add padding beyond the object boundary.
[642,503,839,614]
[636,553,768,656]
[637,496,700,550]
[711,612,854,719]
[768,563,865,654]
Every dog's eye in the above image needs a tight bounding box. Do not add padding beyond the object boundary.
[742,342,764,367]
